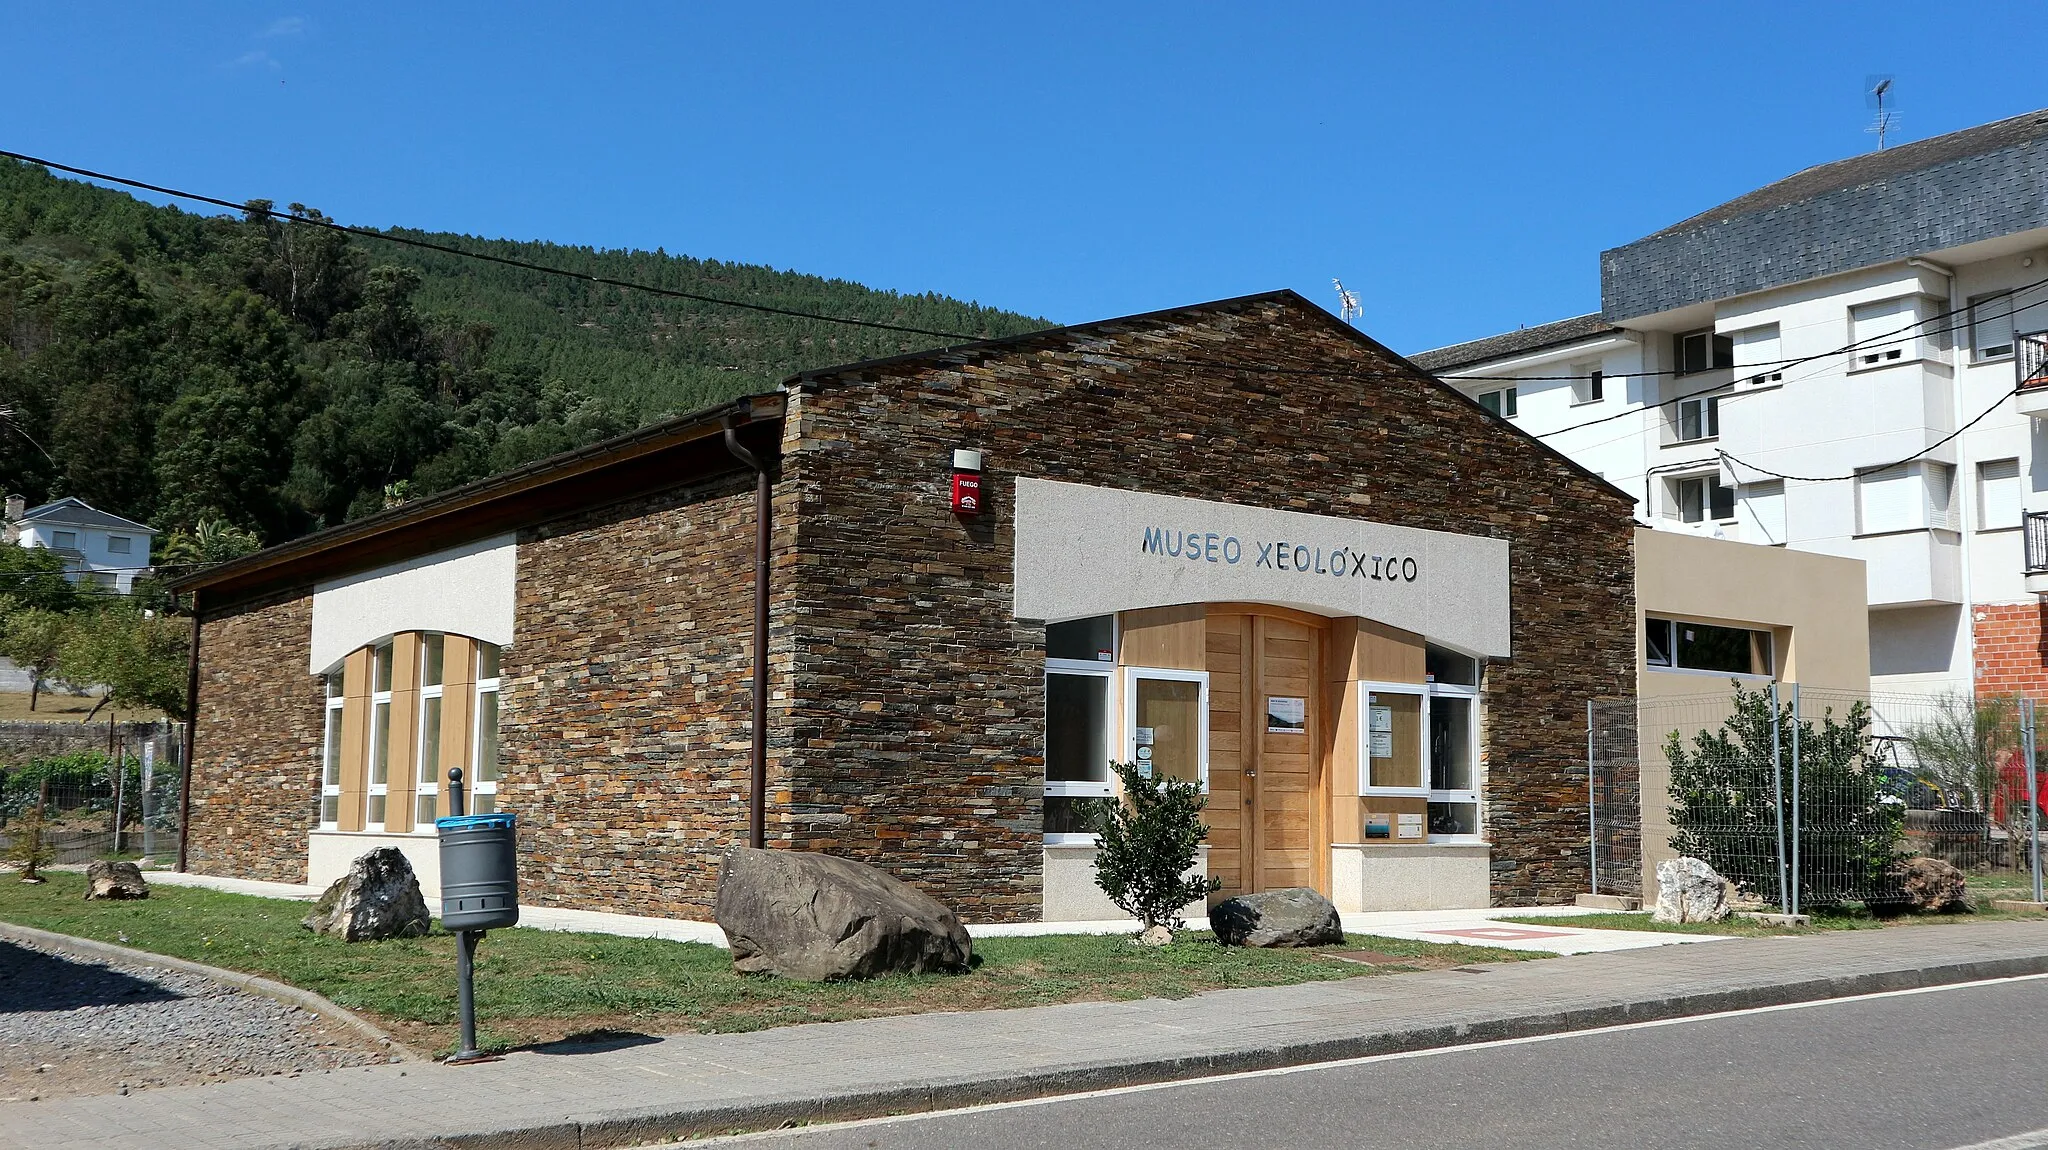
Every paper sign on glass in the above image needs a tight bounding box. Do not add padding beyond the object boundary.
[1369,729,1394,758]
[1134,727,1155,746]
[1266,696,1306,733]
[1369,706,1393,733]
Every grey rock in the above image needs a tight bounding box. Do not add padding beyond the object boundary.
[84,861,149,901]
[1653,857,1731,923]
[715,847,972,981]
[1210,887,1345,947]
[1136,924,1174,947]
[302,848,430,942]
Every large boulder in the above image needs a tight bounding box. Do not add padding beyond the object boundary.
[1210,887,1345,947]
[303,847,431,942]
[715,847,972,981]
[84,860,149,900]
[1894,856,1973,914]
[1653,857,1731,923]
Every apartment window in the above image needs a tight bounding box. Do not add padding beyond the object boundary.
[367,641,393,830]
[472,643,501,814]
[1970,294,2015,361]
[1674,330,1733,376]
[320,673,344,828]
[1978,458,2022,531]
[1733,324,1784,386]
[107,535,131,555]
[1478,387,1517,418]
[1849,298,1913,368]
[1045,616,1116,841]
[1671,473,1735,524]
[52,531,77,550]
[1362,663,1485,842]
[1425,651,1481,840]
[1737,480,1787,545]
[1858,461,1957,534]
[1645,617,1774,677]
[414,634,445,829]
[1675,392,1721,442]
[1571,364,1604,405]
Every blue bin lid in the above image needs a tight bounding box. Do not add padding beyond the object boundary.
[436,813,516,831]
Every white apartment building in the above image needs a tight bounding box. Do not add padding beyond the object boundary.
[3,494,158,594]
[1413,109,2048,702]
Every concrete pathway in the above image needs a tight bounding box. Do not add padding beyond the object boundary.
[148,870,1709,955]
[4,919,2043,1150]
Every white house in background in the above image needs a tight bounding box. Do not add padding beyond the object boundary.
[3,494,158,593]
[1411,108,2048,703]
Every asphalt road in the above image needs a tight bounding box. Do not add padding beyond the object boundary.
[721,974,2048,1150]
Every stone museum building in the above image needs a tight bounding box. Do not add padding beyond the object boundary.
[172,290,1639,923]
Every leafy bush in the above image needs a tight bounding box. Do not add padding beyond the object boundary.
[4,805,55,880]
[1667,683,1904,909]
[1087,761,1222,932]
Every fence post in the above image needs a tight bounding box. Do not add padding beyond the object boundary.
[112,733,125,857]
[1770,681,1789,916]
[1587,699,1598,897]
[2026,698,2042,905]
[1789,682,1801,918]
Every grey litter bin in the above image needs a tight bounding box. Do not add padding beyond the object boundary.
[436,812,519,931]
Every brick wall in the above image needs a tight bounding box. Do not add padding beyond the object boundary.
[503,472,770,919]
[1974,601,2048,697]
[780,294,1639,914]
[184,589,321,883]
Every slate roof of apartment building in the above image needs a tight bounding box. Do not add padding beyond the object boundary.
[1408,313,1621,373]
[1602,108,2048,322]
[18,497,155,534]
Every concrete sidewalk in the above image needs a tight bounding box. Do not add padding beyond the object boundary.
[6,920,2045,1150]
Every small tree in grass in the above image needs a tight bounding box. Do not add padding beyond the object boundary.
[1087,761,1221,936]
[6,804,55,883]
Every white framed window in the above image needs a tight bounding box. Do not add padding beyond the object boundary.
[1124,666,1209,792]
[1737,480,1787,545]
[1674,391,1722,442]
[1044,616,1117,843]
[106,535,131,555]
[1646,617,1774,677]
[1427,682,1481,840]
[1848,297,1940,369]
[1669,473,1734,524]
[366,640,393,831]
[1970,294,2015,362]
[1733,324,1784,386]
[1478,387,1517,418]
[1857,461,1957,535]
[1673,330,1732,376]
[1361,682,1427,797]
[52,530,77,550]
[1571,364,1604,405]
[319,672,344,828]
[1359,667,1484,843]
[470,643,501,814]
[414,633,445,830]
[1978,458,2022,531]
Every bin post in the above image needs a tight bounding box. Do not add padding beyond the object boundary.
[436,773,516,1066]
[453,928,483,1062]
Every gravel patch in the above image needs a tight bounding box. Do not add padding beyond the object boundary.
[0,936,389,1102]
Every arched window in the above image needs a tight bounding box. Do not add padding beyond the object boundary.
[316,631,504,834]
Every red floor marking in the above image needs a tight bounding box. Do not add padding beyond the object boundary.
[1426,926,1576,941]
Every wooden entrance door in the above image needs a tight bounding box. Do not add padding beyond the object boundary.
[1205,609,1326,896]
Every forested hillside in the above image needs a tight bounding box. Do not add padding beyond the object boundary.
[0,158,1048,546]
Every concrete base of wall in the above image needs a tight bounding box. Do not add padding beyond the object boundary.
[1575,893,1642,911]
[1041,844,1208,922]
[308,831,443,902]
[1329,844,1491,912]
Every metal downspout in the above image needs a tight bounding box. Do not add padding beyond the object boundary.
[723,412,772,851]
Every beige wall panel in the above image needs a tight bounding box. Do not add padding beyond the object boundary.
[1120,604,1207,670]
[337,647,372,832]
[439,635,477,811]
[1356,619,1427,685]
[1203,612,1252,893]
[386,634,421,833]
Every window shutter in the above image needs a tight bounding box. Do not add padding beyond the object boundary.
[1858,464,1920,533]
[1925,463,1958,531]
[1850,298,1913,365]
[1972,295,2015,360]
[1739,480,1787,544]
[1979,458,2022,530]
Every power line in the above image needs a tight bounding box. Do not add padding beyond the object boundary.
[1717,382,2023,484]
[0,150,1009,345]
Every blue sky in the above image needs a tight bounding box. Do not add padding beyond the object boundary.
[3,2,2042,353]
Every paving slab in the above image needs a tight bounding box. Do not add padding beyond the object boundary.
[2,919,2043,1150]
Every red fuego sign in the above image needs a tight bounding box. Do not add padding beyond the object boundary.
[951,471,983,515]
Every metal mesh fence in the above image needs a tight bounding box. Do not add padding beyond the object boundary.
[0,723,183,867]
[1587,698,1641,898]
[1608,685,2047,913]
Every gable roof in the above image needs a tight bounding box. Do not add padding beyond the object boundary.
[19,497,155,534]
[1604,108,2048,321]
[1408,313,1622,373]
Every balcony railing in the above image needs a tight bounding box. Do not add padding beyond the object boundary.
[2027,510,2048,576]
[2021,331,2048,392]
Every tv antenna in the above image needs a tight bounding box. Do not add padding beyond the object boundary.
[1333,278,1361,324]
[1865,75,1898,150]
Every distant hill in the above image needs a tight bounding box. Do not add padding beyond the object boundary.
[0,158,1048,543]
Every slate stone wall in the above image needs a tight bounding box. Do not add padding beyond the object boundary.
[778,295,1638,915]
[503,472,771,919]
[184,589,321,883]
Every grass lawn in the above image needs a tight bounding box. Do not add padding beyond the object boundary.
[0,873,1534,1057]
[0,690,167,724]
[1499,902,2048,937]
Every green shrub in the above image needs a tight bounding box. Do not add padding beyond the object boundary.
[1087,761,1221,932]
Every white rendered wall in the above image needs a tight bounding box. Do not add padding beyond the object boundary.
[308,534,517,673]
[1328,844,1491,912]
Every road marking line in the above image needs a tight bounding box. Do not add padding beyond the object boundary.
[692,971,2048,1143]
[1939,1132,2048,1150]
